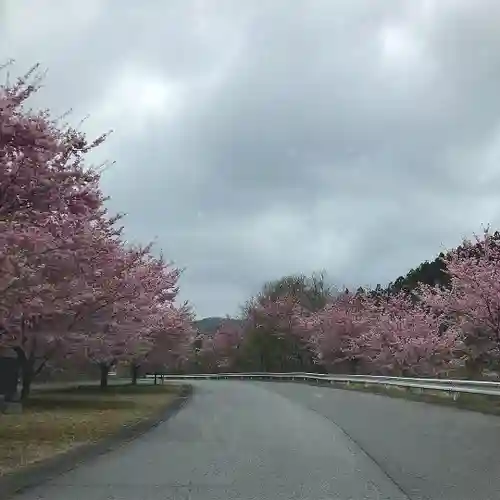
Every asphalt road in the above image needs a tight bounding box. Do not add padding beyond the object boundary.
[12,381,500,500]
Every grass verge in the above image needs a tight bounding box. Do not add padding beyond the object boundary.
[0,383,180,476]
[306,379,500,416]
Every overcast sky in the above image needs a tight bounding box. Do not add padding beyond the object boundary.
[2,1,500,318]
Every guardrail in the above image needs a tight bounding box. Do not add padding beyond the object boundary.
[145,372,500,399]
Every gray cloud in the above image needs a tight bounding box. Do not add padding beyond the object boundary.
[3,0,500,317]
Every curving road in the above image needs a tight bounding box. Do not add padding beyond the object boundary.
[13,380,500,500]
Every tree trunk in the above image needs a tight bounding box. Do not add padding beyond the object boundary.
[100,363,109,389]
[14,347,32,401]
[20,360,34,400]
[260,352,266,372]
[465,355,484,379]
[154,373,158,385]
[130,363,139,385]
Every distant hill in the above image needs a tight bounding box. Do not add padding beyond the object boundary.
[194,317,244,334]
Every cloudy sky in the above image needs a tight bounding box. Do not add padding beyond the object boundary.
[2,1,500,318]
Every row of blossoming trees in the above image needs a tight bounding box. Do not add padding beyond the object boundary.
[6,64,500,397]
[0,65,196,399]
[194,231,500,379]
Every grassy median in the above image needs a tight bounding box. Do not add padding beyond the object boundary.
[0,383,180,476]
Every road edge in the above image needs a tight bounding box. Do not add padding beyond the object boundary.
[0,383,194,499]
[266,378,500,417]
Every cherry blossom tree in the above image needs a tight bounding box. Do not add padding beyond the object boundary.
[138,301,196,382]
[357,292,461,376]
[207,320,245,371]
[0,64,116,397]
[240,273,331,372]
[294,291,371,373]
[241,295,312,371]
[0,64,194,397]
[77,248,182,388]
[292,287,461,377]
[419,229,500,377]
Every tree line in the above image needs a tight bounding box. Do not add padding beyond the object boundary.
[0,64,196,399]
[5,61,499,402]
[189,232,500,379]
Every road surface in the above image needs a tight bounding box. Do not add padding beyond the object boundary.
[12,380,500,500]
